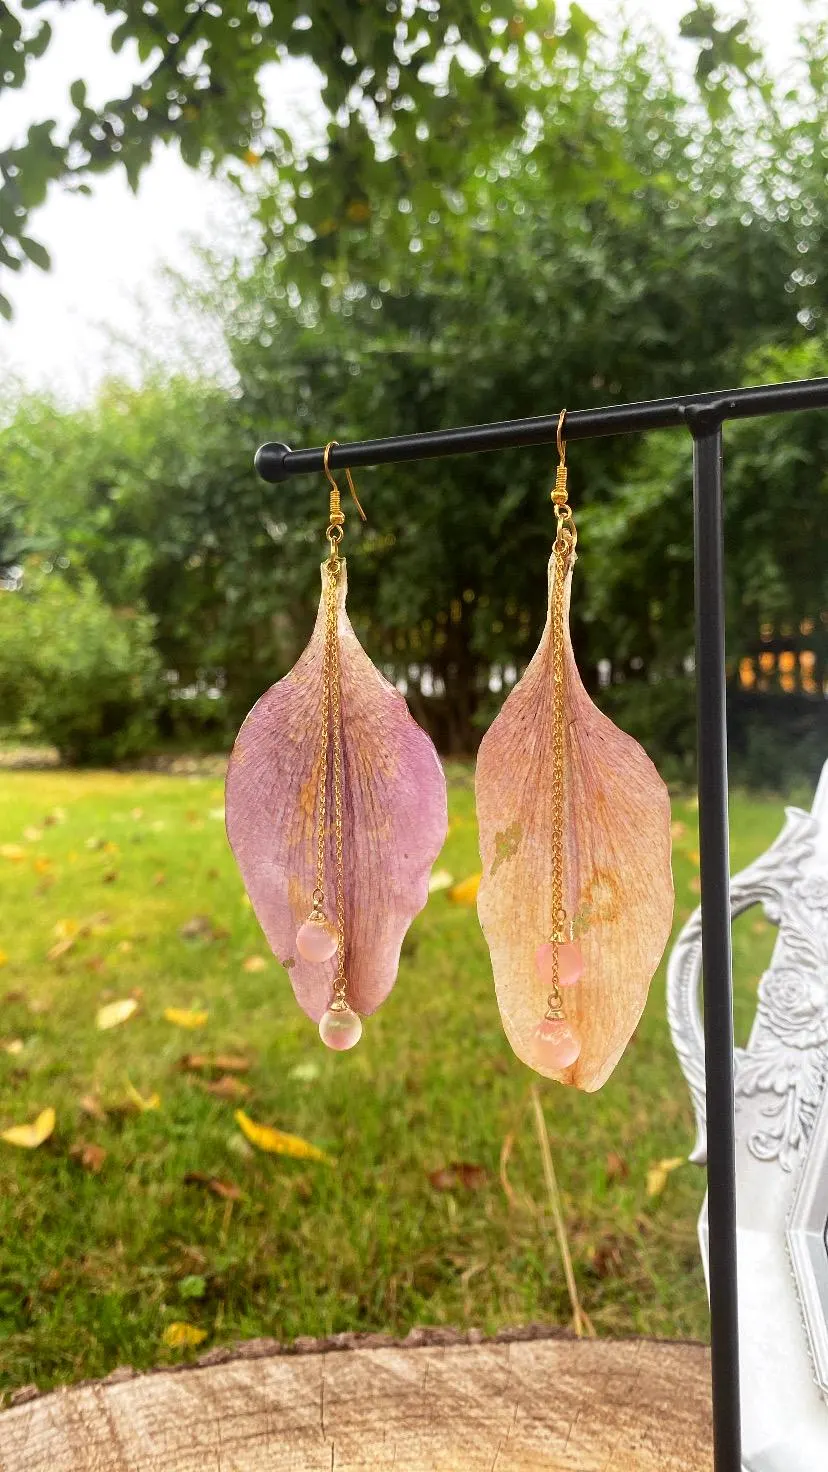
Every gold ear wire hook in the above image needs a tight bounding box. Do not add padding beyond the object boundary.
[552,409,568,505]
[322,440,368,527]
[551,408,576,552]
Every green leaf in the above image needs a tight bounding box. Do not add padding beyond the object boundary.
[27,19,51,58]
[0,295,11,322]
[69,79,87,111]
[679,3,717,42]
[568,3,598,38]
[19,236,51,271]
[0,242,22,271]
[561,3,598,60]
[179,1274,207,1300]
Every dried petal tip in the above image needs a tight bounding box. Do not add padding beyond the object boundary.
[319,1003,362,1051]
[296,918,338,964]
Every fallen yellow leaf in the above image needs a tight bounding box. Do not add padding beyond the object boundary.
[164,1008,209,1029]
[234,1109,331,1163]
[162,1322,207,1349]
[96,998,139,1030]
[54,919,80,940]
[646,1156,686,1198]
[428,868,454,894]
[33,858,52,874]
[0,950,7,967]
[0,845,27,862]
[448,873,481,905]
[124,1080,161,1112]
[23,827,43,842]
[242,955,267,973]
[2,1039,24,1056]
[1,1106,55,1149]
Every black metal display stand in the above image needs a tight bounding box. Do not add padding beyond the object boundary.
[256,375,828,1472]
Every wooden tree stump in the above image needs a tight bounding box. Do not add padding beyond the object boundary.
[0,1333,711,1471]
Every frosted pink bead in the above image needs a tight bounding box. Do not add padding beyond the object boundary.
[319,1005,363,1051]
[533,1016,581,1071]
[535,939,583,988]
[296,919,338,964]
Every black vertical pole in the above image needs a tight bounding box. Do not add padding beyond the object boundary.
[688,409,742,1471]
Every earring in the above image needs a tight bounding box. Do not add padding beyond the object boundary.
[475,412,674,1089]
[226,442,448,1051]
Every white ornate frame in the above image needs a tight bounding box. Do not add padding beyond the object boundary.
[667,762,828,1470]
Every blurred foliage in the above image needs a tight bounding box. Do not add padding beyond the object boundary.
[2,5,827,774]
[3,0,824,314]
[0,563,161,763]
[582,337,828,672]
[2,0,580,317]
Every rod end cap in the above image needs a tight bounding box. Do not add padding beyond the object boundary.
[254,442,292,483]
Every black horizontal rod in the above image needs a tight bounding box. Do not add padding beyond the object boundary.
[255,375,828,481]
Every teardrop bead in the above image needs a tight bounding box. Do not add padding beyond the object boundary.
[532,1016,581,1071]
[319,1004,363,1051]
[296,919,338,964]
[535,939,584,989]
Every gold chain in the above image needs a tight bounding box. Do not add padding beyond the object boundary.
[312,565,334,913]
[313,543,348,1004]
[546,417,577,1021]
[328,557,347,1003]
[312,441,367,1008]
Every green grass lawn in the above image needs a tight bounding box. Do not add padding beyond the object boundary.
[0,763,785,1395]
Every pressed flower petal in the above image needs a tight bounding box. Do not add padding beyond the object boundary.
[477,554,673,1091]
[226,562,448,1022]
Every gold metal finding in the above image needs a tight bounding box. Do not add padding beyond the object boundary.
[313,445,367,1005]
[544,412,577,1019]
[323,440,367,555]
[552,408,569,506]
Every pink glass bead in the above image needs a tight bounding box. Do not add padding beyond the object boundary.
[296,918,338,964]
[533,1016,582,1071]
[535,939,583,988]
[319,1004,363,1051]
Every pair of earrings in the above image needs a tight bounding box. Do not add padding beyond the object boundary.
[226,420,674,1091]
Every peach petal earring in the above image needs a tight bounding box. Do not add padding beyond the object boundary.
[475,411,674,1089]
